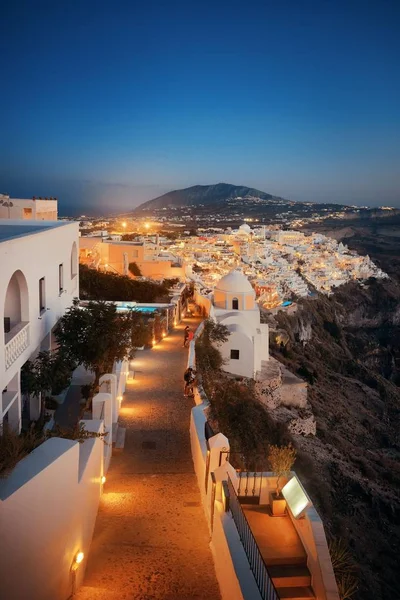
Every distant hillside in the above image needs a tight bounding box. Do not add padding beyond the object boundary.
[135,183,287,211]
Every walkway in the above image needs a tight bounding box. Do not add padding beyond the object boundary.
[76,320,221,600]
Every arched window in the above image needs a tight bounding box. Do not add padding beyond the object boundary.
[232,297,239,310]
[71,242,78,278]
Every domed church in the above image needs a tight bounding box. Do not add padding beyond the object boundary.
[211,270,269,379]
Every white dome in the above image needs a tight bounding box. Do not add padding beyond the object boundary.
[239,223,251,233]
[215,270,254,294]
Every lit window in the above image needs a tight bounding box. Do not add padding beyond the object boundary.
[230,349,240,360]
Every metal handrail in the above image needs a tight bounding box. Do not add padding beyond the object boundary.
[227,475,279,600]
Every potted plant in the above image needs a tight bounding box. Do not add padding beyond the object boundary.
[267,443,297,516]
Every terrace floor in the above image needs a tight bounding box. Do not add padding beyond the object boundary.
[242,504,307,566]
[76,318,221,600]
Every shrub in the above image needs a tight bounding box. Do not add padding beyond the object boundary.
[0,425,44,478]
[267,443,297,495]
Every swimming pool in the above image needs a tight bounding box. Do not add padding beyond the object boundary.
[281,301,292,307]
[116,305,158,313]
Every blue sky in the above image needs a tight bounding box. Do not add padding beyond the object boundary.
[1,0,399,215]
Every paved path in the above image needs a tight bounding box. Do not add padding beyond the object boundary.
[76,319,221,600]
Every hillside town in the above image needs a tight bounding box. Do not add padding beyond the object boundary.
[78,218,388,309]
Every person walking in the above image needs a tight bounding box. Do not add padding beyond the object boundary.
[183,326,190,347]
[183,367,196,397]
[183,367,193,396]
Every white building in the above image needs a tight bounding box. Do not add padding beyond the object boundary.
[0,220,79,431]
[211,270,269,379]
[0,195,58,221]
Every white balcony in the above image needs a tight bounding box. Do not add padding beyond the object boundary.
[4,322,30,370]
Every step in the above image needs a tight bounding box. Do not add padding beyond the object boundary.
[269,565,311,588]
[276,586,315,600]
[114,426,126,450]
[112,422,118,444]
[266,556,306,566]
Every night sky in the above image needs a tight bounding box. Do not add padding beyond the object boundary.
[1,0,399,215]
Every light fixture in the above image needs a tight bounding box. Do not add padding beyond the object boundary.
[101,476,106,484]
[117,395,123,401]
[281,476,311,519]
[75,551,84,565]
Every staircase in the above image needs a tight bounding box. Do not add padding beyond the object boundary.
[268,563,315,600]
[112,422,126,451]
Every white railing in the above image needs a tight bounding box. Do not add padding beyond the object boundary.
[5,322,30,370]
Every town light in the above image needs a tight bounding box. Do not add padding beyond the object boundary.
[75,551,84,565]
[122,221,127,228]
[145,222,150,230]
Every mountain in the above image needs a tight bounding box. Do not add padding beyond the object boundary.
[135,183,287,211]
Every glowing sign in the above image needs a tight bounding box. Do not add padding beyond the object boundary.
[281,476,311,519]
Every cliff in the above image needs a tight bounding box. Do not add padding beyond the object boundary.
[270,278,400,600]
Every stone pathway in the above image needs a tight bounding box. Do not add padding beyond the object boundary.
[76,319,221,600]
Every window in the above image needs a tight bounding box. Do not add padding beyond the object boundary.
[59,264,64,293]
[232,298,239,310]
[39,278,46,313]
[23,207,33,219]
[71,242,78,278]
[230,349,240,360]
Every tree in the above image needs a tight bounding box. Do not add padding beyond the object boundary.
[21,350,74,428]
[79,264,173,303]
[54,300,135,405]
[267,443,297,496]
[128,261,142,276]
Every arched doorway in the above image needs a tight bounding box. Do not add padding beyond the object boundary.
[232,297,239,310]
[4,270,29,340]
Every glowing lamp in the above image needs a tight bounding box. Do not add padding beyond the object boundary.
[101,476,106,484]
[281,475,311,519]
[75,551,84,565]
[117,395,123,401]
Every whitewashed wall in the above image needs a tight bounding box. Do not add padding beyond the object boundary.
[0,421,104,600]
[0,360,128,600]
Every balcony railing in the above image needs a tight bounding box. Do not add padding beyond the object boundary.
[4,322,30,370]
[227,476,279,600]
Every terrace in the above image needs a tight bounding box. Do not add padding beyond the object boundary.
[219,468,338,600]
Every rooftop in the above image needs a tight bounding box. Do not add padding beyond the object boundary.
[0,220,73,243]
